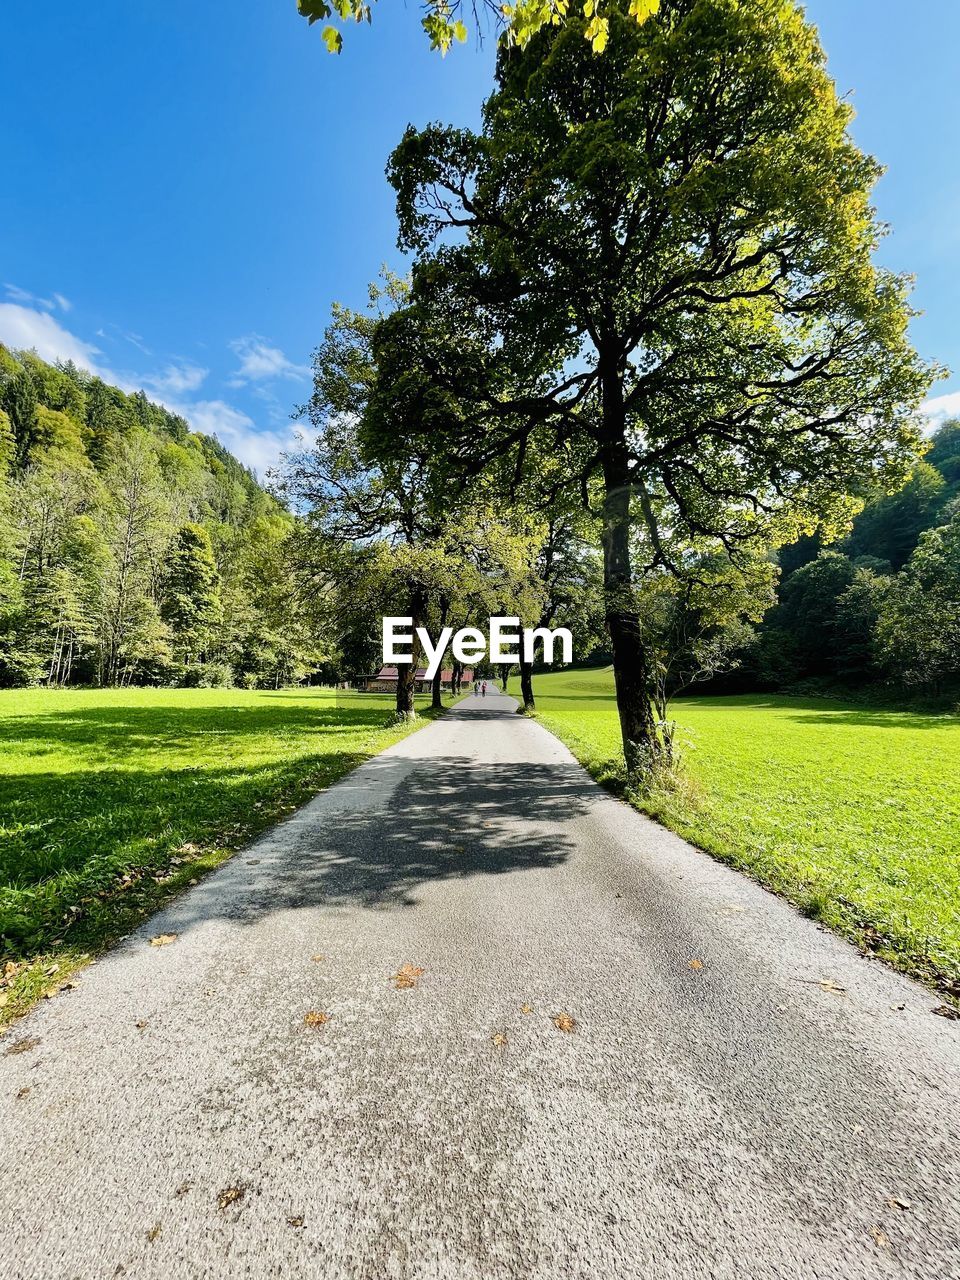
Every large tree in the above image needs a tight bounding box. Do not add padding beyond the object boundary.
[369,0,935,776]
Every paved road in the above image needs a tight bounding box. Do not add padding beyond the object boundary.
[1,688,959,1279]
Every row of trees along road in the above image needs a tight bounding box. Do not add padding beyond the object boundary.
[286,1,935,780]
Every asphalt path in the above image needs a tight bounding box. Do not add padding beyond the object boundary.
[1,686,958,1279]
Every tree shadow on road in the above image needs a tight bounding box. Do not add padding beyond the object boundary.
[165,755,593,929]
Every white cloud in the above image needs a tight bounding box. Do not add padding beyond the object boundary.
[168,398,301,475]
[53,293,72,313]
[922,390,960,425]
[0,302,106,373]
[143,361,209,395]
[228,334,308,386]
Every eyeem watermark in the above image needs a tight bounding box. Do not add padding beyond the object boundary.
[382,617,573,681]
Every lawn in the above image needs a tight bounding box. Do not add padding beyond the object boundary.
[533,667,960,996]
[0,686,444,1023]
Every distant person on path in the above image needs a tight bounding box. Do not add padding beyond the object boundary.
[481,681,487,697]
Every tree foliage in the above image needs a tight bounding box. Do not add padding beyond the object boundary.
[366,0,935,773]
[295,0,659,58]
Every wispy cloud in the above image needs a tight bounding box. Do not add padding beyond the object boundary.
[4,283,70,312]
[143,361,209,396]
[227,335,308,386]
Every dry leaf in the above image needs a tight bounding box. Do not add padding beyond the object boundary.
[311,954,325,963]
[16,1086,31,1100]
[886,1197,912,1211]
[688,959,704,971]
[552,1012,576,1033]
[178,843,199,854]
[175,1181,193,1198]
[520,1003,533,1014]
[392,963,425,990]
[795,977,847,995]
[287,1215,304,1228]
[491,1031,508,1047]
[135,1020,148,1031]
[149,934,178,948]
[303,1010,330,1028]
[870,1226,890,1250]
[146,1223,162,1243]
[932,1004,960,1020]
[217,1184,246,1211]
[4,1037,39,1057]
[818,978,846,995]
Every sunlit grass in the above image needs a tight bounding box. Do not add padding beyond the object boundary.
[0,685,443,1023]
[534,667,960,994]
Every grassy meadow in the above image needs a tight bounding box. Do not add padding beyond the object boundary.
[533,667,960,996]
[0,686,443,1024]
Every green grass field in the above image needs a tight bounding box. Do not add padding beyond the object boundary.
[533,667,960,996]
[0,686,443,1023]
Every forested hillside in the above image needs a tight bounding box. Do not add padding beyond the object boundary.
[0,344,319,688]
[731,419,960,700]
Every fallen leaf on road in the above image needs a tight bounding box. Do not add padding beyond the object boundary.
[217,1184,246,1211]
[520,1003,533,1014]
[16,1087,31,1100]
[287,1215,304,1228]
[794,977,846,995]
[146,1223,162,1243]
[870,1226,890,1250]
[175,1181,193,1198]
[818,978,846,995]
[311,954,325,963]
[4,1037,39,1057]
[135,1020,148,1031]
[688,959,704,971]
[303,1011,330,1028]
[552,1012,577,1033]
[392,963,425,990]
[491,1031,508,1047]
[886,1197,912,1211]
[149,934,178,947]
[932,1004,960,1020]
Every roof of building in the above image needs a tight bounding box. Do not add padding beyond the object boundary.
[369,666,474,682]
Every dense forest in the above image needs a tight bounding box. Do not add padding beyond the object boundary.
[0,343,319,689]
[722,419,960,702]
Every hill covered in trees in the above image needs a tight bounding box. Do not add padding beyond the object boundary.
[0,344,319,688]
[722,419,960,701]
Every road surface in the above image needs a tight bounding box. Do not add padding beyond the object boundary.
[1,687,958,1279]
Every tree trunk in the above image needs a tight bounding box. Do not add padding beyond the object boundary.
[518,659,535,712]
[395,584,427,720]
[501,665,510,692]
[452,660,462,695]
[601,436,662,779]
[430,668,443,710]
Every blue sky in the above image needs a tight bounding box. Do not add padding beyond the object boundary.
[2,1,958,473]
